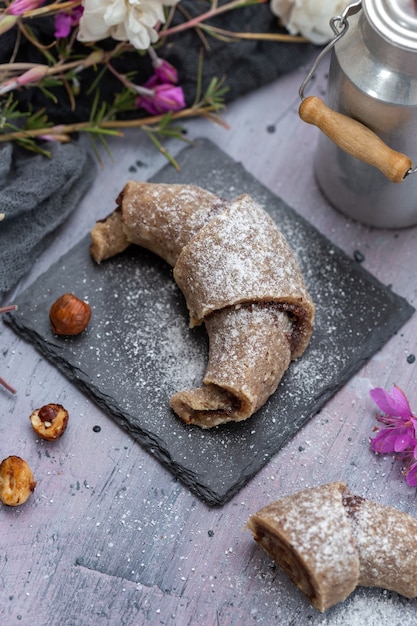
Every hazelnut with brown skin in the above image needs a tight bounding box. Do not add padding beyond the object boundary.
[49,293,91,336]
[0,456,37,506]
[30,403,69,440]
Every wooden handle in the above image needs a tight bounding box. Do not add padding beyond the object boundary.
[299,96,412,183]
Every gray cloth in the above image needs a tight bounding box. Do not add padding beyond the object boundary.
[0,141,95,298]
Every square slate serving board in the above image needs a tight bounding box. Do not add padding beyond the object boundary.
[5,138,414,505]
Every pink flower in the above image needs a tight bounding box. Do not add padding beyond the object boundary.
[0,65,48,95]
[154,60,178,84]
[370,385,415,419]
[135,82,185,115]
[150,52,178,84]
[7,0,45,15]
[370,385,417,487]
[370,386,417,454]
[371,426,416,454]
[54,6,83,39]
[406,457,417,486]
[129,50,183,114]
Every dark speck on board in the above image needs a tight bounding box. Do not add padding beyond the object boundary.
[93,425,101,433]
[354,250,365,263]
[407,354,416,364]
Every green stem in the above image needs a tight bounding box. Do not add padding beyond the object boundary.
[0,105,226,143]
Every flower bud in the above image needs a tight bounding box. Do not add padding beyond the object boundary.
[136,83,185,115]
[0,15,18,35]
[17,65,49,86]
[7,0,46,16]
[81,49,105,70]
[153,58,178,84]
[0,64,49,96]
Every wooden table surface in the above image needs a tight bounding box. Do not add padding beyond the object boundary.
[2,54,417,626]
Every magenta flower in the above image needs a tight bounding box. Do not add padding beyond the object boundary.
[132,50,183,115]
[406,456,417,486]
[135,82,185,115]
[370,385,415,419]
[54,6,83,39]
[7,0,46,15]
[371,426,416,454]
[370,385,417,453]
[370,385,417,486]
[148,48,178,84]
[153,58,178,84]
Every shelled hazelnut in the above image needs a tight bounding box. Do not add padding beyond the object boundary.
[0,456,36,506]
[29,403,69,440]
[49,293,91,335]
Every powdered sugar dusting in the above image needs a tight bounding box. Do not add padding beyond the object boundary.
[347,498,417,597]
[122,182,225,266]
[264,484,357,578]
[92,259,207,408]
[320,591,417,626]
[174,193,312,324]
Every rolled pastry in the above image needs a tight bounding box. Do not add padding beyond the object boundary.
[246,482,417,611]
[90,182,315,428]
[343,493,417,599]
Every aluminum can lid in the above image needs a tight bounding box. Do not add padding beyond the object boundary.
[364,0,417,50]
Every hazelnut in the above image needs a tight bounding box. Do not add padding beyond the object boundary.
[0,455,36,506]
[49,293,91,336]
[30,403,69,440]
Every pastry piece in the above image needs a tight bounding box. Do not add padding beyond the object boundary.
[90,182,315,427]
[90,208,130,262]
[170,304,293,427]
[247,482,417,611]
[91,182,226,266]
[173,193,313,350]
[246,482,359,612]
[343,494,417,599]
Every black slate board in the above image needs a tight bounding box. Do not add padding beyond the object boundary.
[5,139,414,505]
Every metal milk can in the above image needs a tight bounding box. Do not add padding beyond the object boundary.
[299,0,417,228]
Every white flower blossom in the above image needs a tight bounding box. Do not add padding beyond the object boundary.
[78,0,179,50]
[270,0,348,45]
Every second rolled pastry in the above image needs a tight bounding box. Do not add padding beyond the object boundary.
[90,182,315,428]
[247,482,417,611]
